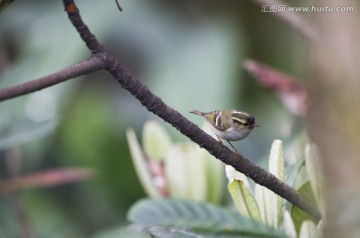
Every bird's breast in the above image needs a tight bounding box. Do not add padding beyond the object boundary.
[212,127,251,141]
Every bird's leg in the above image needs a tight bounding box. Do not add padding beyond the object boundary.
[214,135,240,156]
[215,134,224,145]
[215,135,224,145]
[226,140,240,156]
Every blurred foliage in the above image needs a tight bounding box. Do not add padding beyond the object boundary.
[223,139,323,238]
[126,138,324,238]
[128,198,287,238]
[1,0,353,237]
[127,121,224,202]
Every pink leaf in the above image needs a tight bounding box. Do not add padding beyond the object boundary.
[1,168,95,192]
[244,59,308,117]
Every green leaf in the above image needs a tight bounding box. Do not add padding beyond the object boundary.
[143,120,172,161]
[126,129,162,198]
[291,181,319,234]
[225,165,250,187]
[128,199,287,238]
[226,165,260,220]
[268,140,285,228]
[228,179,261,221]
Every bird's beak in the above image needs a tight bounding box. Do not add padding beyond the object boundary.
[254,124,260,128]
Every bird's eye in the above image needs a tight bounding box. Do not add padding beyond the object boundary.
[247,116,255,125]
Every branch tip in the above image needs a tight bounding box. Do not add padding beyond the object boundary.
[115,0,123,11]
[65,2,77,14]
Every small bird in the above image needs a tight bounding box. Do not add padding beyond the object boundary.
[190,109,259,154]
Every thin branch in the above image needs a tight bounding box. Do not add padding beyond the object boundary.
[115,0,123,12]
[63,0,104,54]
[0,55,106,102]
[0,0,320,220]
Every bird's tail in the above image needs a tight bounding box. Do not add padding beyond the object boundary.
[189,110,204,116]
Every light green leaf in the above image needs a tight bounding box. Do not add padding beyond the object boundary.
[143,120,172,161]
[305,144,325,217]
[315,220,324,238]
[225,164,256,218]
[228,179,261,221]
[291,181,319,234]
[283,210,296,238]
[268,140,285,228]
[128,199,287,238]
[200,123,225,203]
[286,157,305,187]
[225,165,250,187]
[126,129,162,198]
[293,165,309,190]
[299,221,317,238]
[164,143,207,201]
[269,140,285,182]
[255,184,273,226]
[204,149,224,204]
[254,140,285,227]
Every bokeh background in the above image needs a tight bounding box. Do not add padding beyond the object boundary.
[0,0,359,237]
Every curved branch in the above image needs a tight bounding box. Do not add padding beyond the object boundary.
[0,0,321,220]
[64,0,320,219]
[0,56,106,102]
[105,56,321,220]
